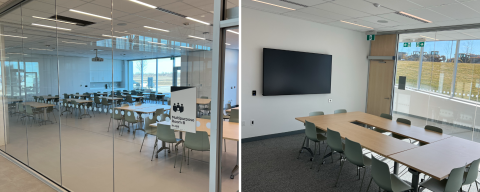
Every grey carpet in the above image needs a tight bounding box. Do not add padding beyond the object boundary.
[242,133,382,192]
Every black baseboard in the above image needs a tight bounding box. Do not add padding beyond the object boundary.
[242,129,304,143]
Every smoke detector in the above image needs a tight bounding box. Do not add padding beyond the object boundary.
[92,49,104,62]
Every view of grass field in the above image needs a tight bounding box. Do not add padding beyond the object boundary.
[396,60,480,102]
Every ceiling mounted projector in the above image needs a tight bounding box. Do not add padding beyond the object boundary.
[92,49,104,62]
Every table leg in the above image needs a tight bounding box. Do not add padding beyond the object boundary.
[155,141,170,158]
[43,107,48,121]
[408,168,420,192]
[134,113,145,138]
[230,141,239,179]
[394,161,399,174]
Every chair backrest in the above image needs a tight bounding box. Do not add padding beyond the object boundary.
[345,138,365,167]
[201,96,208,99]
[201,115,211,119]
[425,125,443,133]
[94,96,101,104]
[464,158,480,185]
[326,128,343,153]
[102,98,109,105]
[33,96,38,102]
[185,131,209,151]
[155,108,164,117]
[48,94,52,96]
[112,108,123,120]
[230,109,239,123]
[371,155,393,192]
[396,118,411,125]
[71,100,77,107]
[126,95,133,102]
[156,124,177,143]
[334,109,347,114]
[444,165,466,192]
[63,93,69,99]
[380,113,392,120]
[125,111,136,123]
[25,105,33,115]
[304,121,318,141]
[38,96,44,102]
[226,103,231,110]
[309,111,324,116]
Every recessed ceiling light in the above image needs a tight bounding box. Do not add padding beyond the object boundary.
[144,26,169,32]
[188,35,206,40]
[102,34,127,39]
[129,0,156,8]
[340,20,373,29]
[69,9,111,20]
[62,41,87,45]
[395,11,431,23]
[186,17,211,26]
[377,20,388,23]
[0,34,27,38]
[225,43,231,45]
[252,0,295,10]
[227,30,239,35]
[32,23,71,31]
[32,16,77,25]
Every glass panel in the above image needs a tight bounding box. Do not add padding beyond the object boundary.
[132,60,142,90]
[454,40,480,101]
[396,40,421,89]
[157,58,173,94]
[143,59,156,92]
[420,39,457,96]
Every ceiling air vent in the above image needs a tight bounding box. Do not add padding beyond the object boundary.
[49,15,95,26]
[279,0,308,7]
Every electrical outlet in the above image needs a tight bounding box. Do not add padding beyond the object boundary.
[328,99,333,103]
[241,121,245,126]
[251,120,254,126]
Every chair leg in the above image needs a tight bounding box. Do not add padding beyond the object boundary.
[359,167,366,192]
[174,146,178,168]
[140,134,147,152]
[151,139,157,161]
[334,159,345,187]
[297,136,307,159]
[310,142,317,169]
[180,145,185,173]
[224,139,226,152]
[366,178,373,192]
[318,146,329,172]
[468,184,472,192]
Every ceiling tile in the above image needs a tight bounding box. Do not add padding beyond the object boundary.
[358,15,401,27]
[330,0,393,15]
[428,3,480,19]
[242,0,300,14]
[401,8,455,22]
[298,7,352,20]
[370,0,424,11]
[407,0,457,7]
[282,11,335,23]
[312,2,370,18]
[377,12,424,25]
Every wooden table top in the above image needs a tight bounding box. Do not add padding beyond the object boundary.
[197,98,211,105]
[66,99,92,103]
[115,104,170,113]
[149,118,239,141]
[38,96,59,99]
[24,102,55,108]
[389,136,480,180]
[226,107,239,112]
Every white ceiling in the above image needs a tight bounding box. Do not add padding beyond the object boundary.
[0,0,239,60]
[242,0,480,33]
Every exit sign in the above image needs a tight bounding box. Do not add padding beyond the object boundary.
[416,42,425,47]
[403,42,411,47]
[367,34,375,41]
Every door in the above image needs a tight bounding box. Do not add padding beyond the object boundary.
[366,60,394,116]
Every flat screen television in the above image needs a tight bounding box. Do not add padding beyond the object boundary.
[263,48,332,96]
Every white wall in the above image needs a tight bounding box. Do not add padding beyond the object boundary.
[241,8,370,138]
[224,49,239,107]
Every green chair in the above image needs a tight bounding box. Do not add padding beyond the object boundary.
[126,95,134,105]
[334,109,347,114]
[180,131,209,173]
[462,158,480,191]
[46,105,56,123]
[297,120,327,169]
[230,109,239,123]
[318,128,344,172]
[140,115,158,152]
[125,110,138,138]
[419,165,466,192]
[420,125,443,146]
[374,113,392,133]
[155,108,164,118]
[102,98,113,115]
[152,124,183,162]
[110,108,126,133]
[201,96,208,99]
[393,118,412,142]
[61,99,72,117]
[225,103,232,115]
[366,156,412,192]
[335,138,371,189]
[309,111,325,134]
[70,100,82,117]
[33,96,38,102]
[149,93,156,103]
[200,115,211,119]
[63,93,69,99]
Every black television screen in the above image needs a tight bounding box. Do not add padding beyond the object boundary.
[263,48,332,96]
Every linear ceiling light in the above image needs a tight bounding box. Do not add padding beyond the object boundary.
[252,0,295,10]
[339,20,373,29]
[180,46,193,49]
[32,16,76,25]
[420,35,437,40]
[225,43,231,45]
[32,23,71,30]
[69,9,111,20]
[227,30,239,35]
[62,41,87,45]
[188,35,206,40]
[29,48,53,51]
[102,34,127,39]
[395,11,431,23]
[186,17,211,25]
[0,34,27,38]
[129,0,156,8]
[147,41,166,45]
[144,26,169,32]
[114,31,132,35]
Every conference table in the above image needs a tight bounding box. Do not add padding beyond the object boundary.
[295,111,480,192]
[24,102,56,125]
[149,118,239,179]
[65,99,93,119]
[115,104,171,136]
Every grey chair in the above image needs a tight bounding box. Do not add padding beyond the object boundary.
[151,124,183,162]
[318,128,344,172]
[297,120,327,169]
[367,155,412,192]
[392,118,412,142]
[125,111,138,137]
[374,113,392,133]
[419,165,466,192]
[420,125,443,146]
[110,108,126,134]
[334,109,347,114]
[230,109,239,123]
[335,138,371,189]
[180,131,209,173]
[309,111,325,134]
[462,158,480,191]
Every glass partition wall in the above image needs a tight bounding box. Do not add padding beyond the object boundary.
[394,29,480,143]
[0,0,238,191]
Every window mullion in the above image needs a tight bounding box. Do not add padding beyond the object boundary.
[451,40,460,98]
[417,46,424,89]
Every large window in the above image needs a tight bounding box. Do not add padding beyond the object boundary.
[454,40,480,102]
[129,57,180,93]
